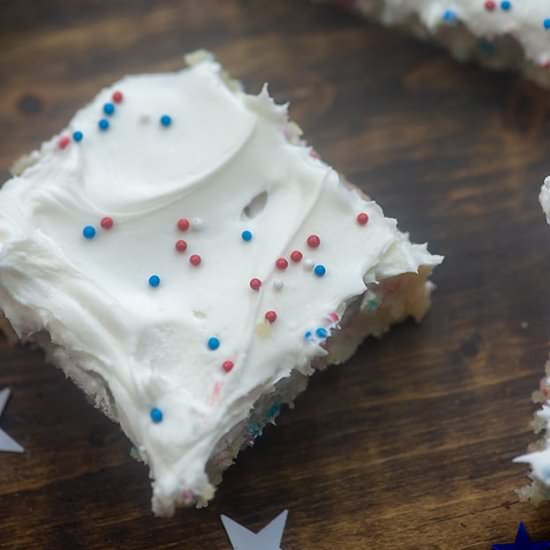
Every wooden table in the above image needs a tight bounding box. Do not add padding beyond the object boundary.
[2,1,550,548]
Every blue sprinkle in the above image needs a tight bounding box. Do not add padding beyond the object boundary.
[160,114,172,127]
[500,1,511,10]
[98,118,110,131]
[241,230,253,242]
[544,18,550,30]
[267,403,281,419]
[442,9,456,23]
[103,102,115,116]
[316,327,329,339]
[304,330,313,341]
[72,131,83,142]
[247,421,263,439]
[479,40,496,55]
[148,275,161,288]
[82,225,96,239]
[314,264,326,277]
[207,336,220,350]
[367,299,379,313]
[150,407,163,423]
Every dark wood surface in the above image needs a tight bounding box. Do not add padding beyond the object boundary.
[2,1,550,548]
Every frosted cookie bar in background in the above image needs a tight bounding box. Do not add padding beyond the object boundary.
[516,179,550,501]
[0,51,442,516]
[321,0,550,88]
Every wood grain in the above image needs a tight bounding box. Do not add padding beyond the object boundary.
[2,0,550,548]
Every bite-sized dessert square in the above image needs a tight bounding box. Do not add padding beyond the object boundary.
[516,178,550,501]
[0,51,442,516]
[320,0,550,88]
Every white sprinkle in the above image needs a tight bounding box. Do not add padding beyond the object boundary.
[304,259,314,271]
[273,280,284,291]
[192,217,203,230]
[139,114,151,124]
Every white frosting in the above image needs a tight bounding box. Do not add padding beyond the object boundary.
[0,55,442,515]
[515,402,550,482]
[350,0,550,66]
[541,177,550,224]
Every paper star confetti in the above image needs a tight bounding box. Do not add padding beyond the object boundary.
[0,388,23,453]
[221,510,288,550]
[492,523,550,550]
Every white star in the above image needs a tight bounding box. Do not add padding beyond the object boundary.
[221,510,288,550]
[0,388,23,453]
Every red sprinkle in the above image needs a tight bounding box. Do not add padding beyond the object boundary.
[307,234,321,248]
[275,258,288,270]
[249,278,262,291]
[356,212,369,225]
[181,490,194,504]
[100,216,114,230]
[290,250,303,263]
[484,0,496,10]
[175,240,187,252]
[177,218,190,231]
[112,90,123,104]
[189,254,201,266]
[222,360,234,373]
[265,310,277,323]
[57,136,70,150]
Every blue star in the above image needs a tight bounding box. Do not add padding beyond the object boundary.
[493,523,550,550]
[221,510,288,550]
